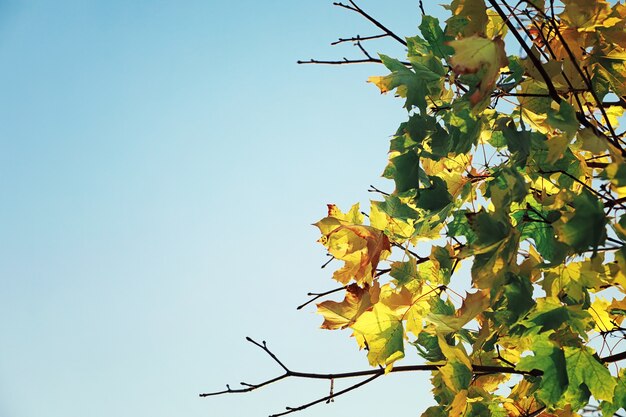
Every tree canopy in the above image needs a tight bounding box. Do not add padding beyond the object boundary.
[205,1,626,416]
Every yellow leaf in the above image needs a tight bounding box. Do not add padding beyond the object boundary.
[421,154,472,198]
[438,336,473,392]
[449,389,468,417]
[590,297,613,332]
[352,303,405,370]
[369,202,415,240]
[426,290,490,333]
[378,284,430,337]
[317,283,374,330]
[327,203,363,224]
[562,0,615,31]
[315,204,391,286]
[609,297,626,326]
[448,35,508,105]
[605,105,625,129]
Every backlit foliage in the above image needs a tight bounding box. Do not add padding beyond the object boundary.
[314,0,626,415]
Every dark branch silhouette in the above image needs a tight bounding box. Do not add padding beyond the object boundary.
[296,285,347,310]
[332,1,406,47]
[330,34,388,46]
[200,337,544,415]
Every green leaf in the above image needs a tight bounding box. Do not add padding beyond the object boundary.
[486,167,527,213]
[564,346,616,402]
[385,149,422,193]
[368,54,441,112]
[496,273,535,325]
[390,258,418,285]
[601,368,626,416]
[438,336,473,392]
[498,118,532,166]
[448,210,477,243]
[373,195,419,221]
[547,101,578,139]
[406,35,431,57]
[443,106,481,154]
[445,0,488,36]
[420,406,447,417]
[413,331,446,362]
[416,176,453,212]
[553,190,607,254]
[419,16,454,58]
[515,331,568,406]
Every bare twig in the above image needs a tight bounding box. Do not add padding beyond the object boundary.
[203,337,626,416]
[355,40,373,60]
[297,57,383,65]
[333,1,407,47]
[391,242,428,262]
[331,34,388,45]
[270,373,382,417]
[296,285,348,310]
[320,254,335,269]
[368,184,390,196]
[486,0,561,103]
[200,336,543,397]
[419,0,426,16]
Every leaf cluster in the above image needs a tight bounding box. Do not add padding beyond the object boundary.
[313,1,626,415]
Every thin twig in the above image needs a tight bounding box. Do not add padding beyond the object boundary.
[246,337,290,372]
[296,285,348,310]
[201,337,545,397]
[355,41,373,59]
[297,58,382,65]
[391,242,428,262]
[270,373,382,417]
[487,0,562,104]
[368,185,390,196]
[331,34,388,45]
[333,1,407,47]
[202,338,626,416]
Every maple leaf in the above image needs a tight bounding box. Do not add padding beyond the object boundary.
[552,190,607,254]
[368,54,443,112]
[561,0,617,32]
[315,204,391,286]
[448,35,508,105]
[564,346,616,402]
[426,290,490,333]
[515,331,568,407]
[317,283,375,330]
[437,336,473,392]
[352,303,405,370]
[601,368,626,416]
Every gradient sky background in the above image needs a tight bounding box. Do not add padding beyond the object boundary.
[0,1,451,416]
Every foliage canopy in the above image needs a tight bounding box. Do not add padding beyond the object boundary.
[207,1,626,416]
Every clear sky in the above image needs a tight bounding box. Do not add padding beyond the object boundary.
[0,1,449,416]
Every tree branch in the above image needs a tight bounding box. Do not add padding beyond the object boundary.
[296,285,347,310]
[333,1,407,47]
[601,349,626,364]
[297,57,383,65]
[200,337,543,398]
[331,34,388,45]
[486,0,562,104]
[269,373,382,417]
[202,341,626,416]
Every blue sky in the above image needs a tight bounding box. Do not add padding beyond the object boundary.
[0,1,449,416]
